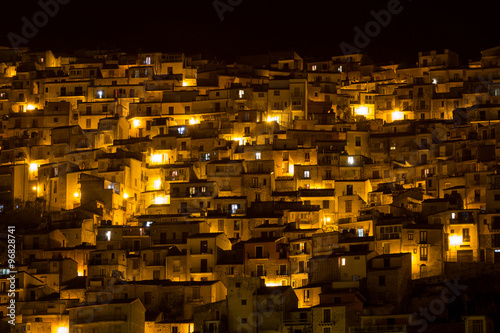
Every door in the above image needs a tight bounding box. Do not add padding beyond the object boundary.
[200,259,208,273]
[200,241,208,254]
[420,264,427,278]
[457,250,473,263]
[495,250,500,264]
[255,246,263,259]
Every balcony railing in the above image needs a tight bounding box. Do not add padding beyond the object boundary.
[186,296,204,303]
[190,267,213,273]
[73,315,127,324]
[349,325,407,332]
[88,259,122,266]
[247,253,270,259]
[378,233,401,240]
[190,248,213,255]
[289,249,309,256]
[251,271,267,277]
[145,261,164,267]
[275,270,290,276]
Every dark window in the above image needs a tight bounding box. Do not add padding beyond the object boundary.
[379,275,386,286]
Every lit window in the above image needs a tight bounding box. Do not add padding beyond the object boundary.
[189,187,196,195]
[255,152,261,160]
[312,65,317,71]
[106,231,111,241]
[97,90,104,99]
[178,127,185,135]
[432,78,438,84]
[304,170,310,178]
[341,258,346,266]
[201,187,207,193]
[239,90,244,98]
[357,228,364,237]
[145,57,151,65]
[451,212,456,219]
[348,156,354,165]
[338,66,343,72]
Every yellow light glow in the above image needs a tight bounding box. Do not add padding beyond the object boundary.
[151,154,163,164]
[123,193,129,199]
[392,110,404,121]
[154,178,162,190]
[233,137,244,145]
[288,164,294,176]
[132,119,141,128]
[265,281,282,287]
[183,81,188,87]
[449,235,463,246]
[154,195,168,205]
[33,186,37,191]
[74,192,80,198]
[27,104,36,111]
[189,118,199,125]
[29,163,38,173]
[326,217,331,223]
[57,327,69,333]
[355,106,369,116]
[266,116,280,124]
[78,271,84,277]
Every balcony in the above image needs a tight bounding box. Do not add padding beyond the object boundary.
[73,315,127,324]
[251,271,267,277]
[145,261,164,267]
[186,296,204,303]
[88,259,121,266]
[378,233,401,240]
[275,270,290,276]
[247,253,270,259]
[171,191,213,199]
[190,267,213,274]
[283,318,311,325]
[152,239,186,245]
[289,249,309,256]
[292,267,310,275]
[57,91,85,97]
[350,325,407,332]
[190,248,214,255]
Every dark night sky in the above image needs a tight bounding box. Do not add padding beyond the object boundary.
[1,0,499,64]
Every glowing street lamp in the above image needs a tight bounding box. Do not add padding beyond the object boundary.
[355,106,369,116]
[29,163,38,173]
[392,110,404,121]
[449,235,463,246]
